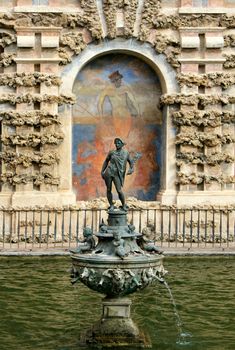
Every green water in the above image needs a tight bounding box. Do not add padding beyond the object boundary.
[0,256,234,350]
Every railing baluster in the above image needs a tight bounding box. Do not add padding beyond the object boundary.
[61,209,65,248]
[32,210,35,250]
[54,211,57,248]
[219,210,222,248]
[168,209,171,247]
[139,209,142,233]
[197,209,200,248]
[9,211,13,249]
[175,209,178,247]
[39,211,42,248]
[76,210,79,247]
[227,211,230,248]
[190,209,193,248]
[69,210,72,249]
[17,211,20,250]
[84,209,87,228]
[46,210,50,249]
[160,209,163,247]
[147,209,149,227]
[183,210,185,247]
[212,210,215,247]
[2,210,5,249]
[25,211,28,249]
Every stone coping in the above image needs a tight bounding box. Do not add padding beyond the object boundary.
[179,7,227,14]
[0,248,234,256]
[13,6,82,14]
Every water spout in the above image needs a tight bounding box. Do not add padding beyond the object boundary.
[163,280,192,345]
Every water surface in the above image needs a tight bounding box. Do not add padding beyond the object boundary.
[0,256,234,350]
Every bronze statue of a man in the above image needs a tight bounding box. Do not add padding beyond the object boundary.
[101,138,134,211]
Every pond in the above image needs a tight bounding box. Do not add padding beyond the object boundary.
[0,256,234,350]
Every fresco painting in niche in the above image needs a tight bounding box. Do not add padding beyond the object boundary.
[72,54,162,201]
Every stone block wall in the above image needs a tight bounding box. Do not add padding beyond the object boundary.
[0,0,234,208]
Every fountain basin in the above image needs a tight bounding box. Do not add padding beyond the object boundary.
[71,253,165,297]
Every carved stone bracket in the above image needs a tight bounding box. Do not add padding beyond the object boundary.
[0,72,61,88]
[0,171,60,186]
[172,110,234,127]
[103,0,138,39]
[223,54,235,69]
[0,110,60,127]
[0,93,75,105]
[0,31,16,48]
[177,72,235,90]
[175,132,235,148]
[0,150,60,168]
[0,52,16,67]
[160,93,235,107]
[176,172,235,185]
[2,132,64,147]
[176,152,234,166]
[153,14,235,29]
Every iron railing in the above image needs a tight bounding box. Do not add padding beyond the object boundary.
[0,207,234,250]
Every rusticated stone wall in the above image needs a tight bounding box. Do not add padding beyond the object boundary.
[0,0,234,207]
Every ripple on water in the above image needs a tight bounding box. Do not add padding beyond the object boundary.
[0,256,234,350]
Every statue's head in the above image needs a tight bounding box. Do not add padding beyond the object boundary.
[83,227,93,237]
[108,70,123,88]
[114,137,125,149]
[113,232,121,240]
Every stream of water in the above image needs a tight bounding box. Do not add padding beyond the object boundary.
[0,256,234,350]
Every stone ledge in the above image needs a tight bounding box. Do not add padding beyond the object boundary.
[0,248,234,256]
[15,27,62,32]
[179,58,226,64]
[13,6,82,14]
[15,58,61,63]
[179,7,226,14]
[179,27,226,33]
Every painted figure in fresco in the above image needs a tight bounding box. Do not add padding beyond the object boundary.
[98,70,139,138]
[101,138,134,211]
[71,227,96,254]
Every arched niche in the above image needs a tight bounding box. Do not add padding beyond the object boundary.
[59,39,179,203]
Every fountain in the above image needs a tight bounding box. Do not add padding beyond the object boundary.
[70,138,166,348]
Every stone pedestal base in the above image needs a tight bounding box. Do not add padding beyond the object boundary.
[81,297,151,348]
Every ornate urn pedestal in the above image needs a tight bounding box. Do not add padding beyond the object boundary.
[71,209,165,348]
